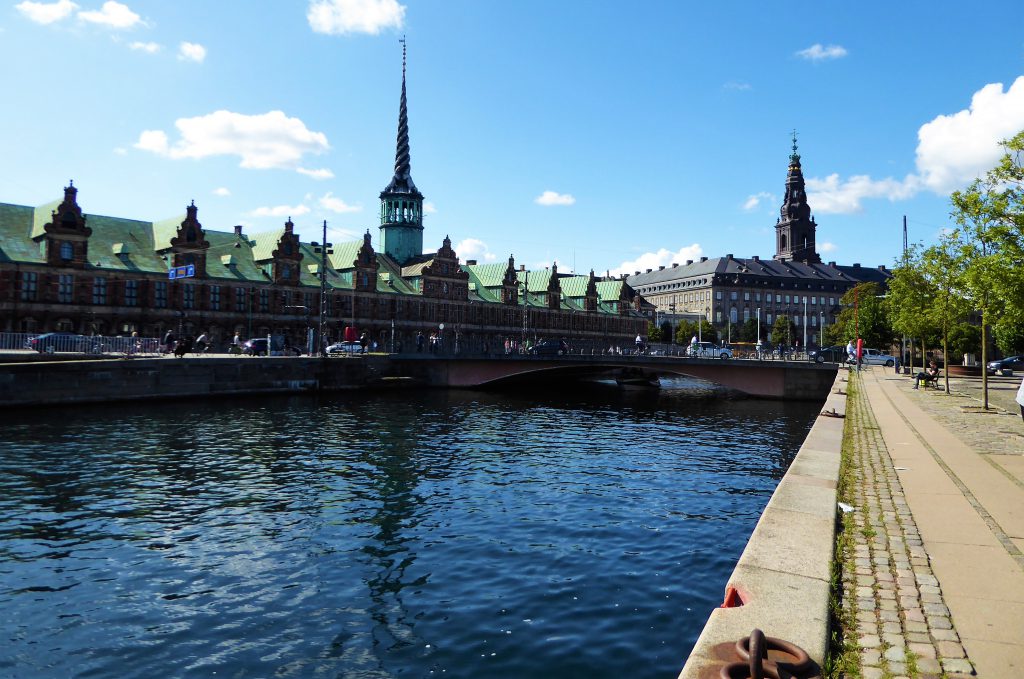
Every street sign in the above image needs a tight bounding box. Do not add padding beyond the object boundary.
[168,264,196,280]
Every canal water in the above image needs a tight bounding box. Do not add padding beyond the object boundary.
[0,379,820,679]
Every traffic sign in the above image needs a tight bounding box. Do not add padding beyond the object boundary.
[168,264,196,280]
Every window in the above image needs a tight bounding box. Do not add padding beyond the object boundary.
[744,292,750,301]
[729,291,737,301]
[92,277,107,305]
[60,241,73,261]
[20,271,38,301]
[767,293,773,303]
[829,297,835,306]
[767,314,772,324]
[236,288,246,312]
[785,295,791,304]
[755,293,761,302]
[58,274,73,303]
[743,308,750,322]
[210,285,221,311]
[730,307,738,323]
[125,280,138,307]
[259,289,269,312]
[183,283,195,309]
[811,296,817,305]
[282,290,291,308]
[812,316,818,327]
[716,311,722,323]
[155,281,167,308]
[716,291,722,301]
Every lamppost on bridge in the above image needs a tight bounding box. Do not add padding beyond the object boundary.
[310,220,333,357]
[802,296,808,353]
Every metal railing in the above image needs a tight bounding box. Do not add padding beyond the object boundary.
[0,332,162,357]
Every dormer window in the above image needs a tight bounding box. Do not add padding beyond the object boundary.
[60,242,73,261]
[281,264,292,280]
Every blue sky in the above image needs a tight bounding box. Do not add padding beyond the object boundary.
[2,1,1023,277]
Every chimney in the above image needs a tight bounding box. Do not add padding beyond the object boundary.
[658,265,665,271]
[726,254,733,260]
[700,256,708,262]
[672,262,679,268]
[520,265,526,271]
[234,225,243,236]
[635,271,641,276]
[752,255,760,262]
[853,263,861,268]
[878,264,887,272]
[686,260,692,265]
[466,259,477,265]
[828,261,836,267]
[645,268,652,273]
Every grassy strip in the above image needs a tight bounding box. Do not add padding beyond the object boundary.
[825,373,861,678]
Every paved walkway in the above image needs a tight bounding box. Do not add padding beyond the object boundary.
[843,365,1024,678]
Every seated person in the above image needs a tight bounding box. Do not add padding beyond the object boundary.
[913,361,939,389]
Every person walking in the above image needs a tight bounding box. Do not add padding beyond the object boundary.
[163,329,176,354]
[416,331,425,353]
[1016,375,1024,422]
[635,333,644,355]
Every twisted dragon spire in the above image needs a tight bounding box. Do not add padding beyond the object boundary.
[393,37,411,181]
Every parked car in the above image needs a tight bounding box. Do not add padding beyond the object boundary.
[27,332,81,353]
[326,341,365,355]
[810,345,847,363]
[688,342,733,359]
[987,355,1024,375]
[530,340,569,356]
[243,338,269,356]
[856,348,895,366]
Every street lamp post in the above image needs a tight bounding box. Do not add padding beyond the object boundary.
[803,296,808,354]
[311,220,333,357]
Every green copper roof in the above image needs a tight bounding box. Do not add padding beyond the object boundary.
[0,203,41,264]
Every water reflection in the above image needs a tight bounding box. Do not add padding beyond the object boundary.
[0,385,818,679]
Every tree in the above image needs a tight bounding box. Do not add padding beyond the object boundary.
[771,314,796,347]
[832,282,893,349]
[675,318,716,344]
[647,321,661,343]
[659,320,673,343]
[921,234,971,392]
[737,319,759,343]
[886,244,936,373]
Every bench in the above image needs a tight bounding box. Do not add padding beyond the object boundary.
[917,370,941,389]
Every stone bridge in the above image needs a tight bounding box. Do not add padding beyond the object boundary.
[389,354,838,400]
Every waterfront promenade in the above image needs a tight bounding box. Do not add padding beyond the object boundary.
[846,366,1023,678]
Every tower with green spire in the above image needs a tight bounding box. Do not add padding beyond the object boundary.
[379,38,424,265]
[774,131,820,263]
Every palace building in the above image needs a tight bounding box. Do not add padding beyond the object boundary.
[0,49,647,351]
[626,137,891,347]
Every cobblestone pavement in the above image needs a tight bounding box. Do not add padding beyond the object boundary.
[843,371,976,678]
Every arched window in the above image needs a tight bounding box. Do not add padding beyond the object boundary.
[780,234,787,250]
[730,307,738,323]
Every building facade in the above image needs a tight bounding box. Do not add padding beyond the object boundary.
[626,137,891,347]
[0,52,646,352]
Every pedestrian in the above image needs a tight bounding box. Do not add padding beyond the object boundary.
[635,333,644,354]
[195,331,209,353]
[360,332,370,353]
[163,329,175,354]
[416,331,425,353]
[1016,376,1024,423]
[894,354,902,374]
[846,339,855,363]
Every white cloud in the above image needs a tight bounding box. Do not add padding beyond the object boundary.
[112,147,127,155]
[297,167,334,180]
[319,192,361,213]
[799,76,1024,214]
[307,0,405,35]
[535,190,575,206]
[134,110,329,172]
[178,41,206,62]
[78,1,140,28]
[134,129,168,154]
[15,0,78,24]
[796,43,848,61]
[129,40,160,53]
[806,173,919,214]
[743,191,775,211]
[915,76,1024,193]
[611,244,704,277]
[454,238,497,263]
[423,201,437,214]
[819,242,837,253]
[723,81,752,91]
[213,187,230,196]
[250,204,311,218]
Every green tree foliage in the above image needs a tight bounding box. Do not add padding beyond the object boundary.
[737,319,759,343]
[647,321,661,343]
[947,322,981,357]
[675,318,717,344]
[659,321,673,343]
[886,244,938,357]
[832,282,893,349]
[949,130,1024,407]
[771,314,796,347]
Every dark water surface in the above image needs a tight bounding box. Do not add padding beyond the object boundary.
[0,380,820,679]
